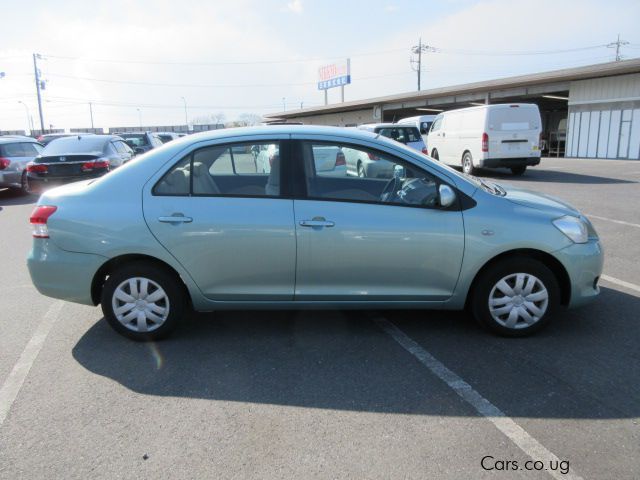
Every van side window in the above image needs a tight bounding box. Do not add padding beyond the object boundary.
[431,116,443,132]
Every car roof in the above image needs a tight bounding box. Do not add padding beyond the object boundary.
[179,125,381,143]
[0,136,40,144]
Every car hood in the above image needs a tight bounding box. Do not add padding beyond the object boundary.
[502,184,580,217]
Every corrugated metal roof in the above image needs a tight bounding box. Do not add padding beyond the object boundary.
[266,58,640,119]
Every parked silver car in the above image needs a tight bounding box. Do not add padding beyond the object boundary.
[27,126,603,341]
[0,136,43,193]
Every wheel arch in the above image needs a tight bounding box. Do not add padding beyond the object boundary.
[91,253,192,307]
[464,249,571,308]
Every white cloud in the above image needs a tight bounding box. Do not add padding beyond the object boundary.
[286,0,303,13]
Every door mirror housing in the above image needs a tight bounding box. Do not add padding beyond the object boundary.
[393,165,405,179]
[438,184,456,208]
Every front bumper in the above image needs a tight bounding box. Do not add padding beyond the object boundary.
[480,157,541,168]
[554,239,604,308]
[27,239,106,305]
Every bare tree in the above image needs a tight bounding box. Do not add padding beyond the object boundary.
[236,113,263,127]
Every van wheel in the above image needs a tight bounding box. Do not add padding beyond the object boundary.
[431,149,439,161]
[357,161,366,177]
[511,166,527,175]
[462,152,477,175]
[101,262,185,341]
[471,257,560,337]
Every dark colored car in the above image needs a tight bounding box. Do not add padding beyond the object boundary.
[26,135,134,194]
[36,133,95,146]
[156,132,181,143]
[115,132,163,153]
[0,136,44,193]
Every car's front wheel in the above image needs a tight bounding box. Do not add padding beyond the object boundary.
[101,262,185,341]
[471,257,560,336]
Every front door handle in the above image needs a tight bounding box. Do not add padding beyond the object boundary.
[299,217,335,228]
[158,214,193,224]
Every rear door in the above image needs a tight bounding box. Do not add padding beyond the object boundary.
[487,105,541,159]
[143,137,296,301]
[290,138,465,301]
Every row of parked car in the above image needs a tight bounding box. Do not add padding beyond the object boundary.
[0,131,184,195]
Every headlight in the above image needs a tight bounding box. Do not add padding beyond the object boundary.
[552,215,588,243]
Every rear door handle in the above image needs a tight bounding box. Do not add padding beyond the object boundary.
[299,217,335,228]
[158,214,193,223]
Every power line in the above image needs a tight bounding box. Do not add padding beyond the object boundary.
[607,34,629,61]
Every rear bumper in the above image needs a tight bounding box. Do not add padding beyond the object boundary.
[0,171,21,188]
[480,157,541,168]
[27,239,106,305]
[554,239,604,308]
[27,172,105,194]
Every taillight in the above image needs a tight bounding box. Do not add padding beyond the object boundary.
[81,160,110,171]
[482,133,489,153]
[335,150,346,167]
[27,163,48,173]
[421,147,428,155]
[0,157,10,170]
[29,205,57,238]
[36,135,44,142]
[367,152,379,161]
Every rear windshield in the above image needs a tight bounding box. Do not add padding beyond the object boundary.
[488,107,539,131]
[119,133,150,146]
[41,136,108,155]
[0,142,42,157]
[375,127,422,144]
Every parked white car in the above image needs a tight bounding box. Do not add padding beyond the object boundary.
[358,123,427,154]
[397,115,437,143]
[426,104,542,176]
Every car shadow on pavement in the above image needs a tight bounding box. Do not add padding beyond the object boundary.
[475,168,636,185]
[72,286,639,419]
[0,188,37,207]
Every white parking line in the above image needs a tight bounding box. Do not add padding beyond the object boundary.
[0,300,64,426]
[601,274,640,294]
[375,317,583,480]
[587,214,640,229]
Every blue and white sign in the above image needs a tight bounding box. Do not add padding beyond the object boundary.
[318,59,351,91]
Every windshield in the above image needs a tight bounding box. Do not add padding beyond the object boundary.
[376,127,422,144]
[119,133,150,146]
[41,136,107,155]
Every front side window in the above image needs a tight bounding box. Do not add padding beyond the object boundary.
[430,116,443,132]
[154,141,281,197]
[301,142,440,208]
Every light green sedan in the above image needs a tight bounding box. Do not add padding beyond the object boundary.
[27,126,603,341]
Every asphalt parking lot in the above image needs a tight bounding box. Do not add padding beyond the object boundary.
[0,157,639,480]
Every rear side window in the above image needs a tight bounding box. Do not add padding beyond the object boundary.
[153,142,281,197]
[0,142,41,156]
[488,107,539,131]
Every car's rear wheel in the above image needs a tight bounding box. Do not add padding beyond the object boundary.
[511,166,527,175]
[101,262,185,341]
[431,149,439,161]
[462,152,477,175]
[471,257,560,336]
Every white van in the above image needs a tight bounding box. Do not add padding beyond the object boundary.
[426,104,542,175]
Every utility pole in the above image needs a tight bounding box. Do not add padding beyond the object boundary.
[32,53,45,133]
[181,96,189,130]
[89,102,94,129]
[607,34,629,61]
[410,38,435,91]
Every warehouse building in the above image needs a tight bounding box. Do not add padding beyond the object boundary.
[266,59,640,160]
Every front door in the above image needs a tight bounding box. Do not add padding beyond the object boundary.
[292,140,465,301]
[143,139,296,301]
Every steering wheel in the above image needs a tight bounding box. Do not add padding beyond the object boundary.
[380,176,401,203]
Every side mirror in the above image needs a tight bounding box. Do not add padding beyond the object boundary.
[393,165,405,179]
[134,147,145,155]
[438,184,456,208]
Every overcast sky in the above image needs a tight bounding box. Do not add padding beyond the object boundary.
[1,0,639,131]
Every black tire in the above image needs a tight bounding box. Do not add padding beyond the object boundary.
[511,166,527,176]
[101,261,185,341]
[357,161,366,178]
[462,152,477,175]
[471,256,560,337]
[431,149,439,161]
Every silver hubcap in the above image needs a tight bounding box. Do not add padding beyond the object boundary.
[111,277,170,333]
[463,156,471,172]
[358,165,365,177]
[488,273,548,329]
